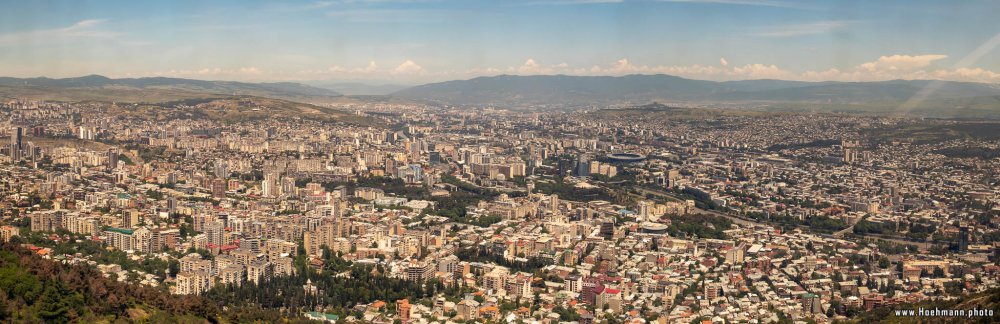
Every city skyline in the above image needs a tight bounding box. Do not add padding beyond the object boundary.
[1,0,999,84]
[3,2,1000,322]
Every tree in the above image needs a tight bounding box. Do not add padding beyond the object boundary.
[34,281,84,323]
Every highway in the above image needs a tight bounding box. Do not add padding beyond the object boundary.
[634,186,938,249]
[635,187,757,227]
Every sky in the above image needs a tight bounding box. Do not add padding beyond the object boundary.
[1,0,999,85]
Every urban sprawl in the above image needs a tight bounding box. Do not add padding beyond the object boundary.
[2,99,999,324]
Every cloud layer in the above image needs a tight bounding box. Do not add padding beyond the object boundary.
[0,19,120,45]
[442,54,998,83]
[135,54,999,84]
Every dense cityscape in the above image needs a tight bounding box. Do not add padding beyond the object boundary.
[4,1,1000,323]
[1,96,998,323]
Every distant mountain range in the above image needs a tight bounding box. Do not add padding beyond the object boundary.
[392,74,1000,116]
[307,81,408,96]
[5,74,1000,118]
[0,75,342,101]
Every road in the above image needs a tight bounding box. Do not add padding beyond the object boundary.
[832,223,856,237]
[851,233,936,250]
[634,187,938,249]
[635,187,756,227]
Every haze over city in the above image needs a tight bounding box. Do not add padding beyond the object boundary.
[2,1,1000,324]
[2,0,999,84]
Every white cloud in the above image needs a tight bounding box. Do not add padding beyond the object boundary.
[464,67,505,75]
[932,67,1000,81]
[651,64,725,77]
[63,20,106,32]
[480,55,997,83]
[0,19,120,45]
[363,61,378,72]
[149,67,278,80]
[517,58,544,74]
[573,58,791,80]
[238,67,262,74]
[858,54,948,72]
[580,58,644,74]
[326,61,379,74]
[146,54,1000,84]
[800,68,842,80]
[195,68,222,75]
[797,54,1000,83]
[393,60,424,74]
[610,58,638,73]
[731,63,793,79]
[506,58,577,75]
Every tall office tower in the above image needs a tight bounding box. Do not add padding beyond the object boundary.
[262,173,278,197]
[600,219,616,239]
[842,139,859,164]
[9,127,22,160]
[11,127,22,150]
[726,243,747,265]
[212,178,227,198]
[167,198,178,213]
[8,144,19,161]
[958,225,969,252]
[122,210,141,228]
[107,150,119,170]
[281,176,296,196]
[638,201,651,222]
[214,159,229,178]
[79,126,89,140]
[576,153,591,176]
[204,220,225,248]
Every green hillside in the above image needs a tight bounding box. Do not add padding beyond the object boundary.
[0,241,318,323]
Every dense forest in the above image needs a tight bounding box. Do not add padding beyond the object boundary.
[664,213,733,240]
[455,248,554,273]
[534,179,616,203]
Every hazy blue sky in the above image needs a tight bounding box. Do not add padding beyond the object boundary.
[1,0,999,84]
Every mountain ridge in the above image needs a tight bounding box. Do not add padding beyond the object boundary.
[391,74,1000,116]
[0,75,342,101]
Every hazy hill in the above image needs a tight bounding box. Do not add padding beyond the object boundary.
[392,74,1000,117]
[394,74,720,106]
[0,75,382,127]
[0,75,341,102]
[714,80,1000,102]
[307,81,409,96]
